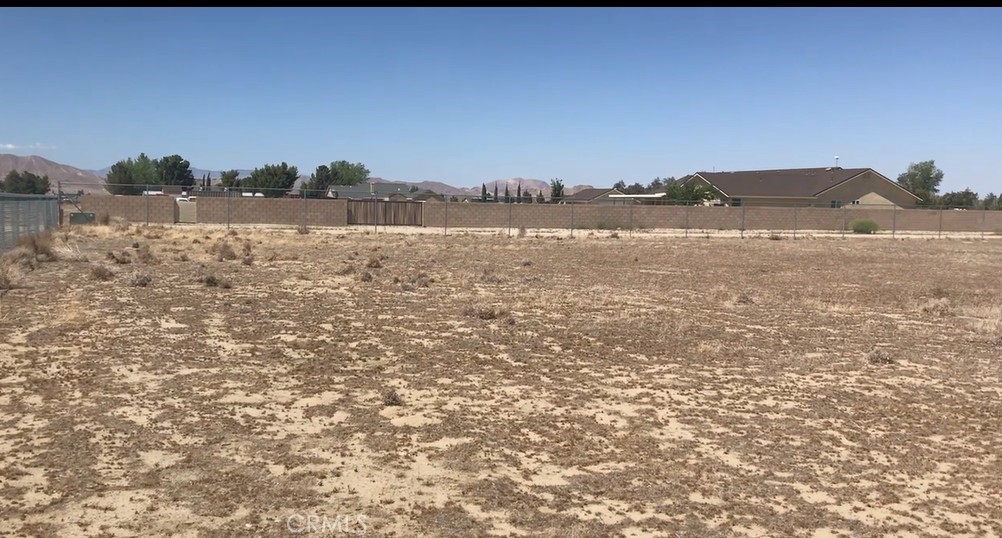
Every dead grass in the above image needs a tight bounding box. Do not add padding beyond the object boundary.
[3,227,1001,537]
[464,303,510,320]
[210,240,238,262]
[90,265,115,281]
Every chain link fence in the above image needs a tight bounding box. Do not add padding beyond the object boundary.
[59,183,1002,239]
[0,193,61,251]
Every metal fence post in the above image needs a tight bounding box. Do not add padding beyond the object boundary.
[303,189,308,232]
[444,196,448,236]
[0,202,5,250]
[372,195,378,234]
[938,208,943,239]
[146,185,151,225]
[983,207,987,240]
[226,190,231,230]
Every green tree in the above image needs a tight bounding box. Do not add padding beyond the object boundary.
[664,177,718,205]
[504,185,511,204]
[939,188,979,208]
[481,183,488,202]
[155,154,196,187]
[613,180,647,194]
[549,178,565,203]
[980,192,999,210]
[648,177,670,192]
[523,189,533,204]
[1,170,50,194]
[104,153,157,195]
[493,183,499,203]
[241,162,300,197]
[897,160,944,204]
[536,189,545,204]
[329,160,370,186]
[301,165,332,198]
[516,183,522,203]
[219,169,241,188]
[409,185,419,193]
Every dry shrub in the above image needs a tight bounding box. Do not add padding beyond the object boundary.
[137,244,158,264]
[95,211,110,226]
[242,255,254,266]
[297,224,309,235]
[200,274,232,289]
[479,270,506,285]
[0,264,16,290]
[335,264,356,276]
[366,256,382,269]
[130,274,153,287]
[464,304,510,320]
[2,246,39,272]
[17,232,56,261]
[111,217,130,233]
[210,240,238,261]
[358,271,373,282]
[768,233,783,240]
[141,226,164,239]
[242,241,253,257]
[735,292,755,305]
[90,265,115,281]
[610,231,620,239]
[383,390,404,407]
[517,226,527,238]
[867,347,894,365]
[520,260,532,267]
[920,297,951,316]
[106,251,132,264]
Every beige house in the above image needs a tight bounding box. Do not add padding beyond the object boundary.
[683,167,921,208]
[562,188,626,205]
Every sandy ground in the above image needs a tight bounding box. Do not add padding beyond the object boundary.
[1,223,1000,537]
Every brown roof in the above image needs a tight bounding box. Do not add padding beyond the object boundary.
[690,167,874,198]
[562,188,622,202]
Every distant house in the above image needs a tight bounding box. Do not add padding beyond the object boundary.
[561,188,626,205]
[325,181,442,202]
[683,167,921,208]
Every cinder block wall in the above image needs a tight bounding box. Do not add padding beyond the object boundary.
[196,198,348,227]
[79,195,178,224]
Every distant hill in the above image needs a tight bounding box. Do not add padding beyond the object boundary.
[1,154,106,193]
[47,155,601,196]
[368,177,595,197]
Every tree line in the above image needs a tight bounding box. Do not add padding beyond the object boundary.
[1,170,51,194]
[896,160,1000,209]
[103,153,371,198]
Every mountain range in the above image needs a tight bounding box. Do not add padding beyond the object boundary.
[1,154,594,196]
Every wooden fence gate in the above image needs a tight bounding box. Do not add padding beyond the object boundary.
[346,200,424,226]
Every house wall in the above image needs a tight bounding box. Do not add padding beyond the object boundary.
[80,195,178,224]
[819,170,920,208]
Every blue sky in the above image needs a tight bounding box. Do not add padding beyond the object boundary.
[2,7,1000,193]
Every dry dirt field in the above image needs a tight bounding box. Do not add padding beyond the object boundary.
[1,224,1000,538]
